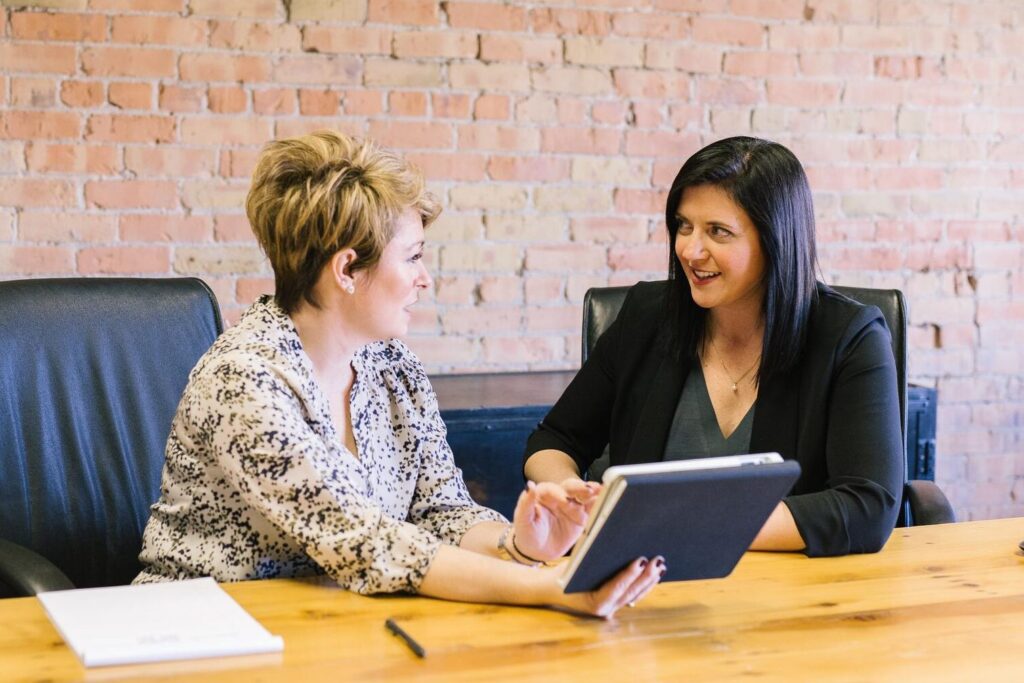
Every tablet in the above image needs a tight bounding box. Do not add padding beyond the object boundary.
[560,453,801,593]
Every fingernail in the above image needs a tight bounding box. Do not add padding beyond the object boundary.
[654,556,665,569]
[638,558,648,568]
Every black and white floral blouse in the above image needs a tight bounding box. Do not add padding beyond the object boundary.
[135,295,505,594]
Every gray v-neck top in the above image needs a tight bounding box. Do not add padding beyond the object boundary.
[663,362,754,461]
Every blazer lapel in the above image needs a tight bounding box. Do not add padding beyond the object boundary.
[624,352,688,464]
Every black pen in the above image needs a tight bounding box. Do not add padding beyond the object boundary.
[385,617,426,658]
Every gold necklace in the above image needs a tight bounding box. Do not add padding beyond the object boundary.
[708,334,760,393]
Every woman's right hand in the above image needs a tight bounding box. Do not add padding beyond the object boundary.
[542,555,666,619]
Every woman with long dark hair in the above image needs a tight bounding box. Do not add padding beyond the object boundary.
[524,136,903,556]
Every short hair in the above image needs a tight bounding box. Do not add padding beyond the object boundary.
[246,130,440,314]
[663,136,818,382]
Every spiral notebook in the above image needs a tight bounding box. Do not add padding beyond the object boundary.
[561,453,801,593]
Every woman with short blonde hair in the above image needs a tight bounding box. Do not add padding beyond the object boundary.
[136,130,662,617]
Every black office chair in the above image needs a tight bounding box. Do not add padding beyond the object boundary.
[0,278,223,597]
[581,283,955,527]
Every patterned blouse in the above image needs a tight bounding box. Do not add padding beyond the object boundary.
[135,296,505,594]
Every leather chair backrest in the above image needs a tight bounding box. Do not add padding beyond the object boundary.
[582,283,908,446]
[0,278,222,590]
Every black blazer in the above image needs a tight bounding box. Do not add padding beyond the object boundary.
[525,281,903,556]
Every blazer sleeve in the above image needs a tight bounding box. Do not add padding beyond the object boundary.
[523,288,634,477]
[784,316,904,556]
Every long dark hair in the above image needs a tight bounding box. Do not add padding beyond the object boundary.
[664,136,818,383]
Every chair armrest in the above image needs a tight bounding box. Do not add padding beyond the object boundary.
[904,480,956,526]
[0,538,75,597]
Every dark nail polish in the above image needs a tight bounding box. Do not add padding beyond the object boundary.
[639,558,648,568]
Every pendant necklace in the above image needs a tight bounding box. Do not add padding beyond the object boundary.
[708,334,760,393]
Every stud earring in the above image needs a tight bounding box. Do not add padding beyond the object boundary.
[344,282,355,294]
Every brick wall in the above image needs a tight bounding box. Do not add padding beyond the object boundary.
[1,0,1021,521]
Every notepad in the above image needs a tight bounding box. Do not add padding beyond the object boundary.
[37,577,284,667]
[560,453,801,593]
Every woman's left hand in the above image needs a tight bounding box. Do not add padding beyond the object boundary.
[511,479,602,563]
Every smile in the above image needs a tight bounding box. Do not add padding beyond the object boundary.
[692,269,720,282]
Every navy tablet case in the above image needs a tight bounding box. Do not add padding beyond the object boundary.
[562,460,802,593]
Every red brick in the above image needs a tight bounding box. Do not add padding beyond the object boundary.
[458,123,539,152]
[368,0,438,25]
[85,180,178,209]
[208,86,247,113]
[613,69,689,99]
[1,111,81,140]
[274,55,362,85]
[158,85,204,113]
[473,94,509,120]
[209,20,302,51]
[724,52,799,78]
[806,0,877,23]
[480,35,562,63]
[180,117,273,145]
[120,214,213,242]
[110,16,207,45]
[532,66,613,95]
[432,91,473,118]
[0,43,76,74]
[91,0,184,10]
[368,121,452,149]
[526,244,607,272]
[441,307,522,335]
[386,91,426,116]
[181,179,248,210]
[236,277,274,305]
[486,156,569,182]
[11,11,106,41]
[451,63,530,91]
[404,152,487,181]
[211,214,251,242]
[274,118,366,140]
[297,88,338,115]
[447,2,527,30]
[125,147,216,177]
[253,88,297,115]
[18,212,117,243]
[608,244,666,272]
[625,130,701,158]
[645,43,722,73]
[798,52,873,78]
[768,25,839,50]
[477,276,523,304]
[219,149,261,178]
[525,275,565,304]
[11,77,57,107]
[571,216,648,243]
[693,17,765,47]
[78,246,170,275]
[539,126,620,154]
[612,13,689,39]
[906,82,976,107]
[0,142,24,173]
[592,100,629,124]
[341,90,383,115]
[60,80,104,108]
[81,47,176,78]
[393,30,477,58]
[0,246,75,274]
[302,26,391,54]
[696,80,761,106]
[180,54,271,83]
[526,306,577,333]
[108,82,153,110]
[530,8,611,35]
[190,0,279,19]
[614,189,668,215]
[766,80,842,106]
[0,178,76,208]
[481,336,564,365]
[25,142,121,174]
[85,114,174,143]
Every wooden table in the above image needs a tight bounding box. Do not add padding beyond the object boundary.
[3,518,1024,682]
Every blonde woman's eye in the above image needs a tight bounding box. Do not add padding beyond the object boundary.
[410,253,423,262]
